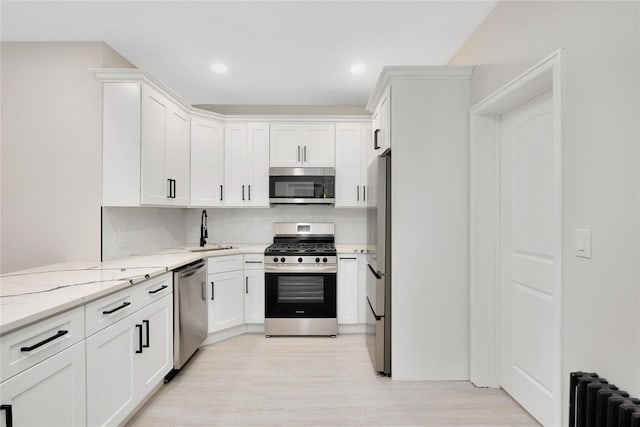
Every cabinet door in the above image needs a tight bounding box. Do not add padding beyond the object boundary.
[337,255,359,324]
[191,117,224,207]
[208,270,245,333]
[0,341,86,427]
[374,85,391,153]
[86,315,137,427]
[224,123,249,207]
[247,123,270,207]
[102,82,141,207]
[244,269,265,324]
[270,123,302,167]
[165,105,190,207]
[335,123,362,207]
[302,123,335,167]
[135,294,173,399]
[361,123,374,194]
[141,85,169,205]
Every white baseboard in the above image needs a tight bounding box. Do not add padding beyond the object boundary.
[203,324,248,345]
[338,324,366,334]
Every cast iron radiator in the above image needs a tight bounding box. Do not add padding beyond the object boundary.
[569,372,640,427]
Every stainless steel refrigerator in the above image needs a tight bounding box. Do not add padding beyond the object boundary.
[366,149,391,376]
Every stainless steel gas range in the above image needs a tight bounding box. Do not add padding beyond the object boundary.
[264,223,337,337]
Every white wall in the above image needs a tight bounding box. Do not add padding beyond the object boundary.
[450,0,640,419]
[185,206,366,245]
[1,42,134,273]
[391,77,470,380]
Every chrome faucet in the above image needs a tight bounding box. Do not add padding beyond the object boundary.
[200,209,208,247]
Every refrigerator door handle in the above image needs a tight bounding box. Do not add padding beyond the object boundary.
[366,296,383,321]
[367,263,383,280]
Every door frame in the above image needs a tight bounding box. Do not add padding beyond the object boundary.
[469,49,564,425]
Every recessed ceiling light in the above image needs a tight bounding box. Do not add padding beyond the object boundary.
[350,63,366,75]
[211,63,228,74]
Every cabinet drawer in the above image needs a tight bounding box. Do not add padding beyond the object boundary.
[137,272,173,308]
[244,254,264,270]
[208,255,243,274]
[85,284,140,337]
[1,306,85,382]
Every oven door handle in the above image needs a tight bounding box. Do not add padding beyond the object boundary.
[264,265,337,274]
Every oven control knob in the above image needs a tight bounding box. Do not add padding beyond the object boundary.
[273,257,278,263]
[315,257,320,263]
[323,258,328,263]
[298,257,303,263]
[280,257,285,263]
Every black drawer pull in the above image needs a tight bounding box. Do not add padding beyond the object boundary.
[1,404,12,427]
[148,285,168,294]
[20,330,68,352]
[244,261,263,264]
[143,320,150,348]
[340,257,357,260]
[102,301,131,315]
[135,324,143,354]
[211,281,215,300]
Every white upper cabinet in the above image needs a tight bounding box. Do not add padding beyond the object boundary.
[101,77,190,207]
[269,124,302,167]
[224,122,269,207]
[247,123,270,206]
[335,122,371,207]
[190,116,224,207]
[270,123,335,167]
[302,123,335,167]
[372,84,391,154]
[141,84,190,206]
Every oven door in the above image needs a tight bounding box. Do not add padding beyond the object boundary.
[265,272,336,318]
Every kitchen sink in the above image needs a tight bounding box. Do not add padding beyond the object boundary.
[184,244,235,252]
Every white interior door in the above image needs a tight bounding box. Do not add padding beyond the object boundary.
[500,90,559,426]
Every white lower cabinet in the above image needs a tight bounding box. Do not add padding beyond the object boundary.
[337,255,359,325]
[244,258,265,324]
[0,341,86,427]
[86,293,173,427]
[208,270,245,333]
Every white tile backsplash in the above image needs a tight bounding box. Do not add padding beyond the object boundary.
[185,206,366,245]
[102,205,366,260]
[102,207,187,260]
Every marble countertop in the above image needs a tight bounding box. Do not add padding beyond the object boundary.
[0,244,268,335]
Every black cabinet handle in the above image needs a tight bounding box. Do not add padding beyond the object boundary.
[363,186,366,202]
[148,285,168,294]
[357,185,360,201]
[220,185,223,201]
[143,320,150,348]
[340,257,357,260]
[135,324,143,353]
[172,179,177,198]
[211,281,215,300]
[20,330,68,352]
[245,277,249,294]
[248,185,251,201]
[244,261,263,264]
[304,146,307,162]
[297,145,301,162]
[242,185,245,201]
[102,301,131,315]
[1,404,13,427]
[374,129,381,150]
[167,178,172,198]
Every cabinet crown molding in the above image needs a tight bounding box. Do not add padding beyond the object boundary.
[366,65,474,112]
[91,68,370,123]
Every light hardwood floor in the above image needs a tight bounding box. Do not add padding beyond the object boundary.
[128,334,539,426]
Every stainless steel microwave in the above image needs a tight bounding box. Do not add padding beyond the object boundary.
[269,167,335,204]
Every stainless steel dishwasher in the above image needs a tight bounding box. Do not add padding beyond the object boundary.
[165,259,207,382]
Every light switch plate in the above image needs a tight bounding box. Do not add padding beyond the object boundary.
[575,229,592,258]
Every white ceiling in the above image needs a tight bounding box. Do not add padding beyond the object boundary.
[1,1,497,106]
